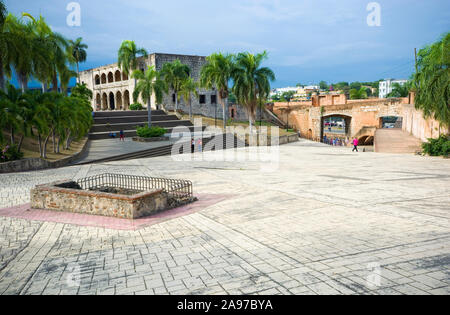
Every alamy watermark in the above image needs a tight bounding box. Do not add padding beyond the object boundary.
[66,2,81,27]
[367,2,381,27]
[367,262,382,288]
[66,262,81,288]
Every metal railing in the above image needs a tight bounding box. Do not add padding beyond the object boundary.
[76,173,193,200]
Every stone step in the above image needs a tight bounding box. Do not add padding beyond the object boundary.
[88,125,207,140]
[80,134,246,164]
[90,120,194,133]
[93,115,179,125]
[93,110,166,118]
[374,129,423,154]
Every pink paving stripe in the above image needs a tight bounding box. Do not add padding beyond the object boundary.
[0,194,232,231]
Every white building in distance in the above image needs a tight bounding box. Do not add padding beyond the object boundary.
[379,79,408,98]
[270,87,298,97]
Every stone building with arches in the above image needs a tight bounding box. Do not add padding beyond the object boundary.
[78,53,218,114]
[271,93,447,151]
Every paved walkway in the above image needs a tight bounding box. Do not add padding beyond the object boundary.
[0,140,449,295]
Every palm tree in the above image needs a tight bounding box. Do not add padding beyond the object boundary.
[0,83,24,145]
[59,67,77,96]
[71,82,93,101]
[132,66,167,127]
[118,40,148,87]
[62,96,92,150]
[22,13,70,92]
[387,82,410,98]
[4,14,34,92]
[180,77,199,121]
[68,37,87,83]
[0,0,15,93]
[200,53,234,130]
[413,32,450,127]
[161,59,190,112]
[232,51,275,134]
[349,87,368,100]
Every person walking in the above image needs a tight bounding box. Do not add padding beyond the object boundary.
[191,138,195,153]
[197,138,203,153]
[119,130,125,142]
[352,138,359,152]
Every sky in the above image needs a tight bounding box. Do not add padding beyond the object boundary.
[4,0,450,88]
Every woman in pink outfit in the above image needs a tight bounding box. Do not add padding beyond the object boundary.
[352,138,359,152]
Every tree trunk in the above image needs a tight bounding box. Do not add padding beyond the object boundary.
[38,133,42,157]
[41,83,46,93]
[52,71,58,92]
[43,134,50,159]
[76,62,80,84]
[188,94,192,121]
[65,130,72,150]
[52,129,56,153]
[56,137,61,154]
[147,97,152,128]
[175,92,178,111]
[0,61,5,92]
[222,97,227,131]
[18,135,24,153]
[10,127,15,145]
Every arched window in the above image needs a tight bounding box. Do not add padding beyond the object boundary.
[123,90,130,110]
[122,72,129,81]
[116,91,123,110]
[108,72,114,83]
[101,74,107,84]
[109,92,115,110]
[96,94,101,110]
[102,93,108,110]
[115,70,121,82]
[95,75,100,85]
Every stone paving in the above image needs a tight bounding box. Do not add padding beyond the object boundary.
[0,139,449,295]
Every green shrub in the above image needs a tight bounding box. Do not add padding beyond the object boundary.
[0,144,24,163]
[422,135,450,156]
[129,103,143,111]
[136,126,167,138]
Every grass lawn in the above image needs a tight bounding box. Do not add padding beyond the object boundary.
[2,131,87,162]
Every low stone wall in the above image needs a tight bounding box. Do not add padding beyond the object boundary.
[132,136,170,143]
[30,180,168,219]
[279,134,300,145]
[0,138,89,174]
[242,133,299,146]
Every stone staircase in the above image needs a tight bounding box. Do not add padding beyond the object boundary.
[374,129,423,154]
[89,110,202,140]
[77,133,246,165]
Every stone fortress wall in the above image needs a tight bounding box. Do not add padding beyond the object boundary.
[272,93,448,142]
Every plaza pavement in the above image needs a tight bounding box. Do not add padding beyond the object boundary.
[0,139,449,295]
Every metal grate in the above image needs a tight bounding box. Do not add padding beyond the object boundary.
[76,174,193,200]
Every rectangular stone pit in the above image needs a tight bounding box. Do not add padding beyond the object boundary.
[30,174,194,219]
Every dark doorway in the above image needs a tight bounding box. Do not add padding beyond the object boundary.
[109,92,115,110]
[380,116,403,129]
